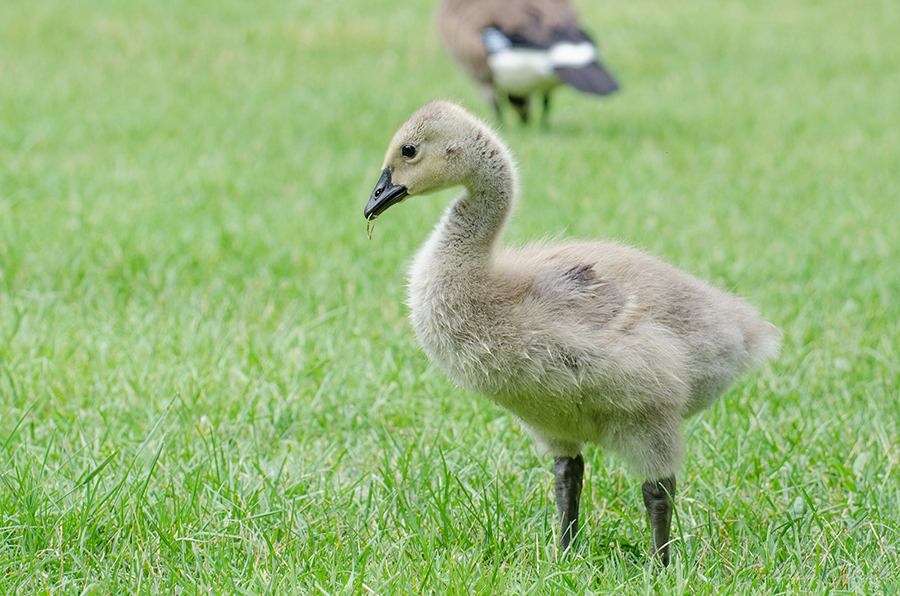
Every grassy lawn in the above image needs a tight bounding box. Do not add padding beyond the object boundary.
[1,0,898,593]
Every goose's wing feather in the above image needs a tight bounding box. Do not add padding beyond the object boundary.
[491,0,583,45]
[495,11,589,50]
[556,62,619,95]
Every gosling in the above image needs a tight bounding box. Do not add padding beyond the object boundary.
[364,101,781,565]
[438,0,619,124]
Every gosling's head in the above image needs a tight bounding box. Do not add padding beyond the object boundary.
[364,101,507,221]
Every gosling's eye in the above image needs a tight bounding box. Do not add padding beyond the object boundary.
[401,144,417,159]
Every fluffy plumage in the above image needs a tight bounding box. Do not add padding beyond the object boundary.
[365,101,781,563]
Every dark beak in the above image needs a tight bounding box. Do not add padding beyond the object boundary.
[364,167,408,220]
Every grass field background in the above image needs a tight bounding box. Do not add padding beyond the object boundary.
[1,0,898,593]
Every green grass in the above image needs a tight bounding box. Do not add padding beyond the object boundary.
[1,0,898,593]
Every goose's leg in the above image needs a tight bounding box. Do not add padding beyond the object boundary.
[481,85,504,124]
[641,476,676,566]
[491,95,503,123]
[508,95,530,124]
[554,453,584,551]
[541,93,551,128]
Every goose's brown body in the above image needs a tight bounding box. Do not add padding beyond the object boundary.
[437,0,618,122]
[365,101,780,562]
[438,0,582,88]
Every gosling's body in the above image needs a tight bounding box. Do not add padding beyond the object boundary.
[410,239,778,479]
[365,101,781,564]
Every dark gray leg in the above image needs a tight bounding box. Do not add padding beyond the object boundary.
[641,476,676,566]
[541,93,551,127]
[508,95,530,124]
[491,95,503,122]
[554,454,584,551]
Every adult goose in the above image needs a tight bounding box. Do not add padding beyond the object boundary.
[364,101,781,565]
[437,0,619,124]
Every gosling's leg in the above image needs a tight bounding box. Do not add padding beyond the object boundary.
[641,476,677,566]
[554,454,585,551]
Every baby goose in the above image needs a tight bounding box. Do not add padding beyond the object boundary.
[364,101,781,565]
[438,0,619,124]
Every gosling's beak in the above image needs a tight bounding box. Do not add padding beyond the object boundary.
[364,167,408,220]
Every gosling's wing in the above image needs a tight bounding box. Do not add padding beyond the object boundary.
[529,262,624,328]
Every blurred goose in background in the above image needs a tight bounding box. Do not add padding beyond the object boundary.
[438,0,619,124]
[364,101,781,564]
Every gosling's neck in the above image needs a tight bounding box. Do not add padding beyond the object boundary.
[429,138,518,271]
